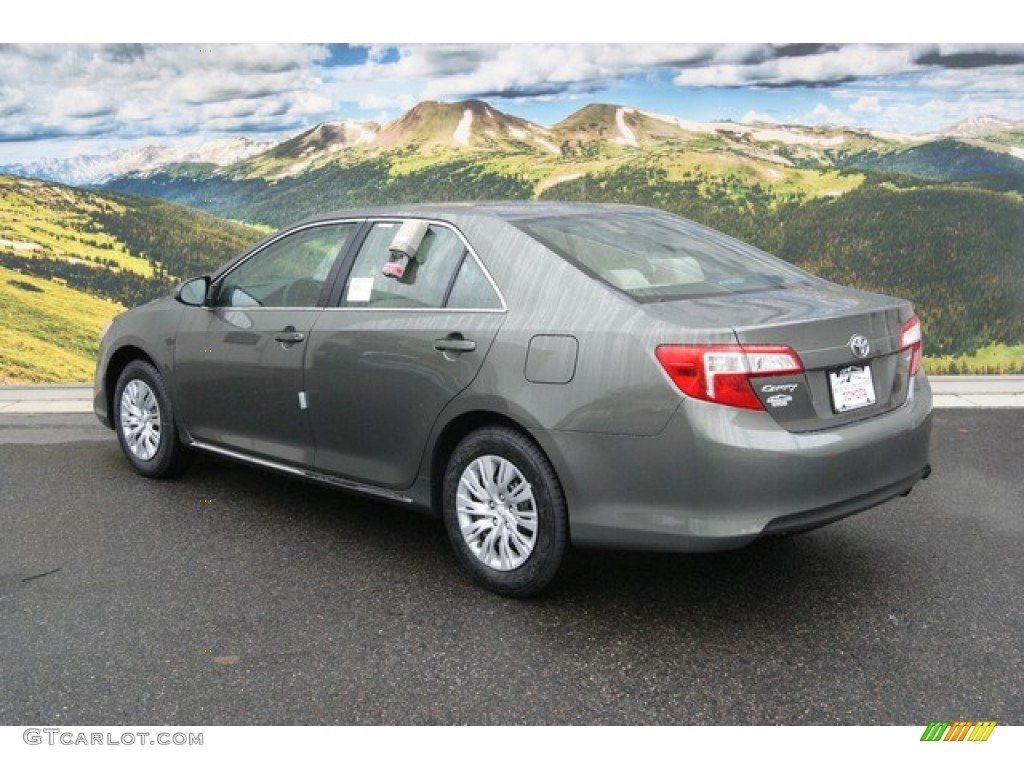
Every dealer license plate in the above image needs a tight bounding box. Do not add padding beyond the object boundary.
[828,365,877,413]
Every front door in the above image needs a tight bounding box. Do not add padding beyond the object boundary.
[174,221,358,465]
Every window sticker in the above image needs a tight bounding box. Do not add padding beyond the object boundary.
[346,276,374,303]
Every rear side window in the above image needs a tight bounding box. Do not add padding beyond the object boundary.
[514,210,813,302]
[340,221,501,310]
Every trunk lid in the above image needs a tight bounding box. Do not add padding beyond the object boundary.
[646,285,917,432]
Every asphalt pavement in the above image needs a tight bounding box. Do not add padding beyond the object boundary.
[0,408,1021,725]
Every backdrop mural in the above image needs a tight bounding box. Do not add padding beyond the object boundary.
[0,43,1022,382]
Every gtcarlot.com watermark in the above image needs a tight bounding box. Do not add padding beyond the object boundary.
[23,728,203,747]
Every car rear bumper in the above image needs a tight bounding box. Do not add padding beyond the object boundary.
[537,373,933,552]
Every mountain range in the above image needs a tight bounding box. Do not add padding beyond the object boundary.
[2,99,1022,380]
[5,100,1024,188]
[0,136,276,186]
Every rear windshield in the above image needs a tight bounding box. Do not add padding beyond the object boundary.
[514,210,813,301]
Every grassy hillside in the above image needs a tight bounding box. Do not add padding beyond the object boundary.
[0,265,120,382]
[924,343,1024,375]
[1,176,155,277]
[10,97,1024,380]
[0,175,264,382]
[106,153,1023,367]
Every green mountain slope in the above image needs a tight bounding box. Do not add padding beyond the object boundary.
[20,98,1022,376]
[104,149,1023,363]
[0,175,264,382]
[540,167,1023,359]
[840,139,1024,181]
[1,265,121,382]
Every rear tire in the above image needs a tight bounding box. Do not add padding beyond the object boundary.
[443,426,568,597]
[113,360,192,478]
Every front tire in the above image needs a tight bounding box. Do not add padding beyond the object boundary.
[113,360,191,478]
[443,427,568,597]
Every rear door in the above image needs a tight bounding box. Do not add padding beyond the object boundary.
[305,219,506,488]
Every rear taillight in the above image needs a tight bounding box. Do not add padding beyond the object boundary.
[900,316,922,376]
[655,344,804,411]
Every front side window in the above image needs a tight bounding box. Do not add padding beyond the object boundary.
[341,221,470,308]
[216,223,355,308]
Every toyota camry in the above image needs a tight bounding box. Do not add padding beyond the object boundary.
[94,202,933,596]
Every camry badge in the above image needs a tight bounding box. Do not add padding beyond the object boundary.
[849,334,871,359]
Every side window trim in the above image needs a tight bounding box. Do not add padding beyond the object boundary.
[322,219,373,308]
[440,250,469,308]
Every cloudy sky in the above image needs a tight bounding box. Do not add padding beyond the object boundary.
[2,42,1023,164]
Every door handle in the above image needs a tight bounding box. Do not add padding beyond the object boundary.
[274,328,306,345]
[433,334,476,354]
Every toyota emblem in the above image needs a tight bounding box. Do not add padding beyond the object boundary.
[849,335,871,359]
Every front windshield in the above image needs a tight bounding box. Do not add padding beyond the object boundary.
[514,209,814,301]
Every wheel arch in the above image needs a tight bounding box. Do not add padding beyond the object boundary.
[103,345,159,426]
[429,410,554,516]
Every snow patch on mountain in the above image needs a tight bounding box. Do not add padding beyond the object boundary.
[186,137,274,165]
[747,127,845,147]
[641,110,735,134]
[453,109,473,146]
[944,115,1019,138]
[870,130,922,143]
[534,137,561,155]
[615,107,638,147]
[641,109,846,147]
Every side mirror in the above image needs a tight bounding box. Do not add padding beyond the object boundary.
[176,276,210,307]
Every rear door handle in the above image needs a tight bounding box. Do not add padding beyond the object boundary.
[434,334,476,354]
[274,328,306,345]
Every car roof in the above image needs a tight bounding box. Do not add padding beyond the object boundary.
[294,201,657,228]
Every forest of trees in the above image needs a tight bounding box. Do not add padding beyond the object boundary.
[106,156,536,229]
[93,192,264,277]
[540,166,1023,358]
[104,155,1023,360]
[0,183,263,308]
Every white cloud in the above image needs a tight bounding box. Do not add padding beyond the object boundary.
[918,66,1024,93]
[3,42,1024,161]
[52,88,116,119]
[850,95,882,114]
[808,104,850,125]
[0,44,335,144]
[741,111,779,124]
[675,45,916,88]
[339,44,725,100]
[358,93,417,111]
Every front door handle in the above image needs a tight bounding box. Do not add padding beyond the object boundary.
[434,334,476,354]
[274,328,306,345]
